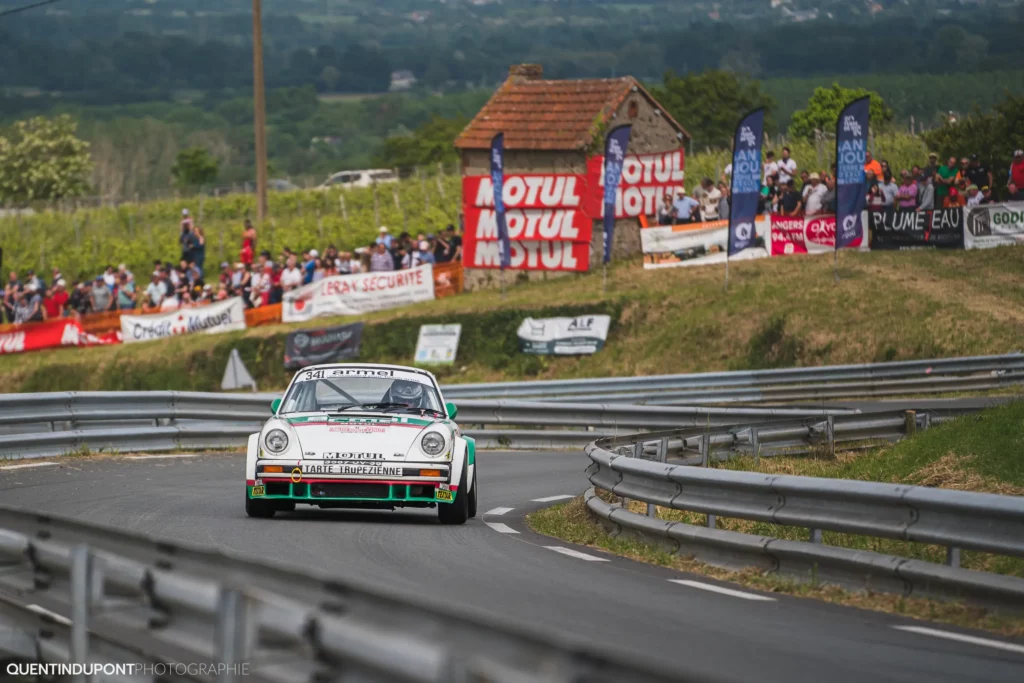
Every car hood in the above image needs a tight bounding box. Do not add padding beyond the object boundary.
[281,413,446,460]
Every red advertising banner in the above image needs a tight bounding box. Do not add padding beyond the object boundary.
[463,239,590,272]
[462,174,589,210]
[0,318,119,355]
[463,206,593,243]
[585,150,685,219]
[769,214,866,256]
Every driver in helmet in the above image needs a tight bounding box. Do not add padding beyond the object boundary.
[385,379,429,409]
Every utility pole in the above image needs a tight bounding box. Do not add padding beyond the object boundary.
[252,0,269,222]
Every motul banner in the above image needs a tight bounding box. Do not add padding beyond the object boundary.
[0,319,118,355]
[463,206,593,243]
[586,150,685,219]
[770,213,868,256]
[463,239,590,271]
[463,174,588,210]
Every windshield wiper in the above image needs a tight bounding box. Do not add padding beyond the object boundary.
[329,402,408,413]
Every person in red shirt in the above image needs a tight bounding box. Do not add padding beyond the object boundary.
[43,279,69,319]
[1010,150,1024,191]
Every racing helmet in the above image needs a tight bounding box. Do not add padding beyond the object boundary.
[389,379,425,406]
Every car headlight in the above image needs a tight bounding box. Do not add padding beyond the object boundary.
[264,429,289,454]
[420,432,445,457]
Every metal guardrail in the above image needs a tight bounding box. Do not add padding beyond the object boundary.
[0,391,857,460]
[0,506,689,683]
[441,353,1024,402]
[583,419,1024,609]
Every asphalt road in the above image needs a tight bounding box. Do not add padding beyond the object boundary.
[2,451,1023,683]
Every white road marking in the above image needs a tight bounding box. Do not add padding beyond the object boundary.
[484,522,520,534]
[26,604,71,626]
[0,461,59,471]
[669,580,777,601]
[484,506,514,516]
[531,494,574,503]
[544,546,610,562]
[892,625,1024,655]
[122,454,203,461]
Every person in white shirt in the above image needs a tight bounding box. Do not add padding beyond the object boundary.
[965,184,984,207]
[699,178,722,221]
[803,172,828,216]
[777,147,797,185]
[280,255,304,291]
[762,151,779,184]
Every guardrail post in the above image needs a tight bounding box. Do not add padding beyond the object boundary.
[826,415,835,458]
[946,546,961,569]
[922,412,932,431]
[657,437,668,463]
[750,427,760,464]
[214,587,255,683]
[70,544,95,683]
[700,433,711,467]
[904,410,917,437]
[706,513,716,529]
[809,528,822,544]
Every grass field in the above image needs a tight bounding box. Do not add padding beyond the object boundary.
[1,245,1022,393]
[528,400,1024,633]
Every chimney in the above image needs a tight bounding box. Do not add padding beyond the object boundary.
[508,64,543,82]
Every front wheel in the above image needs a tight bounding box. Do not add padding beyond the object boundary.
[438,459,469,525]
[245,491,276,518]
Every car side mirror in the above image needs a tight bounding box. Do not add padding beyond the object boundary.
[271,398,281,414]
[445,402,458,420]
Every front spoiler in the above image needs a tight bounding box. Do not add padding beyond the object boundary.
[246,480,457,505]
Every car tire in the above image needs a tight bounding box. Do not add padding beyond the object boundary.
[245,491,276,519]
[467,467,478,519]
[438,458,469,525]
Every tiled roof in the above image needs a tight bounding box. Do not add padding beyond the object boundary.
[455,69,687,151]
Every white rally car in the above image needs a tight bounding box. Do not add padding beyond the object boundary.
[245,363,477,524]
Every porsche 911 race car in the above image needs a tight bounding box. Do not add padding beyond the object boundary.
[245,363,477,524]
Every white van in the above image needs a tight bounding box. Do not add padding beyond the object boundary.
[318,169,399,190]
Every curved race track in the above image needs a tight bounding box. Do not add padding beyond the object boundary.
[2,450,1023,683]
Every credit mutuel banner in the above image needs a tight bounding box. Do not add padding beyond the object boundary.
[121,297,247,343]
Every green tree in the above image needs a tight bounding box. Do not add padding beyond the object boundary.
[0,114,92,204]
[170,147,219,189]
[651,70,776,148]
[789,84,893,139]
[374,116,467,169]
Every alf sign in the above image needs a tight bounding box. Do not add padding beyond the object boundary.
[516,315,611,355]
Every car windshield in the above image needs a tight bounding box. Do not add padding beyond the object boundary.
[279,367,443,415]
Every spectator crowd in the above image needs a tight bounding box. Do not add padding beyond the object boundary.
[655,147,1024,226]
[2,207,464,325]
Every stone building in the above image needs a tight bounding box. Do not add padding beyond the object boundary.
[454,64,690,288]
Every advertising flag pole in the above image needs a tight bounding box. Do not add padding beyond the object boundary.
[724,255,729,292]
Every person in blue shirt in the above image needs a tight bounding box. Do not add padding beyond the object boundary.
[672,187,700,224]
[302,250,318,285]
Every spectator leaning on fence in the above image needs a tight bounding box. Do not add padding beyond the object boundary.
[700,178,722,221]
[917,172,935,211]
[1011,150,1024,190]
[370,241,394,272]
[803,172,827,216]
[763,151,778,185]
[966,154,993,192]
[863,151,883,181]
[897,170,917,210]
[879,170,898,208]
[936,156,957,203]
[674,187,699,224]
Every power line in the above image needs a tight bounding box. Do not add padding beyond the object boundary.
[0,0,65,19]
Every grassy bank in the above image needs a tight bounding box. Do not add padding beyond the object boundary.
[1,245,1023,392]
[528,401,1024,633]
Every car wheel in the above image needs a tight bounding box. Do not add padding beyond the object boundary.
[438,459,469,525]
[245,490,276,519]
[467,467,478,519]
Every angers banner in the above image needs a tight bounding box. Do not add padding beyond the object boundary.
[284,322,363,370]
[517,315,611,355]
[868,208,964,250]
[283,265,435,322]
[770,213,868,256]
[121,297,247,343]
[964,202,1024,249]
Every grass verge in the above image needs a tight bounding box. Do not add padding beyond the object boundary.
[527,498,1024,637]
[527,401,1024,634]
